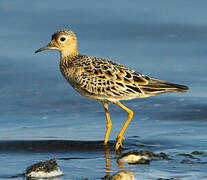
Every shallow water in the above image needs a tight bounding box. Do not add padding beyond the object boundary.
[0,0,207,179]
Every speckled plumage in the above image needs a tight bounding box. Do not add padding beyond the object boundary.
[60,54,188,101]
[35,29,189,150]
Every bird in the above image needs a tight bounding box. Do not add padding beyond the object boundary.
[35,29,189,150]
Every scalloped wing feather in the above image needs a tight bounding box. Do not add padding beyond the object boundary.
[69,55,188,100]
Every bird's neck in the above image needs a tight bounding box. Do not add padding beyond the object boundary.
[60,45,79,60]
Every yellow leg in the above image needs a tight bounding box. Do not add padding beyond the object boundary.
[102,102,112,145]
[114,101,134,150]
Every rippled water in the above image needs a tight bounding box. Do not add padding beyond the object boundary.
[0,0,207,179]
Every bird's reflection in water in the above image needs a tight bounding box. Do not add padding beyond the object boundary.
[103,145,134,180]
[104,145,113,177]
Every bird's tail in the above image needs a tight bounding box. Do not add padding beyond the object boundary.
[139,78,189,95]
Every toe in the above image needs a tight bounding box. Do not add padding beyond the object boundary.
[115,136,123,150]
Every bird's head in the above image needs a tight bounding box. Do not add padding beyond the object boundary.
[35,29,78,58]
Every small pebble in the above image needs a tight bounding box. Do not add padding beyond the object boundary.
[157,178,177,180]
[191,151,204,155]
[178,153,195,159]
[180,159,194,164]
[26,159,63,178]
[118,150,170,164]
[107,170,134,180]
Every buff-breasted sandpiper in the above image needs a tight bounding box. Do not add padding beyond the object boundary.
[35,29,189,150]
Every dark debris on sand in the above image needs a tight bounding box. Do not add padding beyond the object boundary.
[179,151,206,164]
[156,178,178,180]
[191,151,204,155]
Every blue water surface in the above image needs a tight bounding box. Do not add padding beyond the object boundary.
[0,0,207,179]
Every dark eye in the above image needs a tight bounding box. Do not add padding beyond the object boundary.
[60,37,66,42]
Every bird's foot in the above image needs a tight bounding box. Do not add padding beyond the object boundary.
[115,136,125,150]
